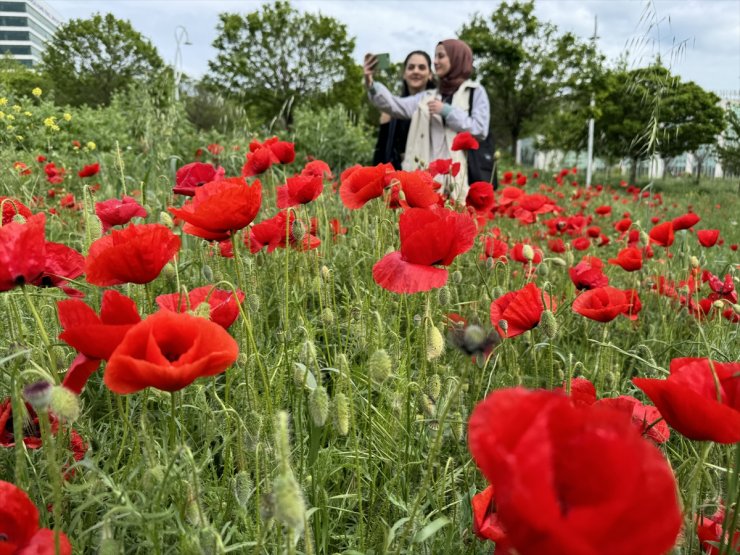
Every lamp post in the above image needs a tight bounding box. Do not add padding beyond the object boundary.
[585,16,598,189]
[174,25,191,102]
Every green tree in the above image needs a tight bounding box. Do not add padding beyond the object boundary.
[0,56,51,98]
[41,13,164,107]
[660,81,724,183]
[207,1,356,126]
[459,0,602,156]
[717,107,740,182]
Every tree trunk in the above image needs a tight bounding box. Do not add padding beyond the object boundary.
[629,157,638,186]
[694,154,702,185]
[510,129,519,158]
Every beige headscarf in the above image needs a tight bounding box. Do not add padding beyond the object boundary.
[437,39,473,97]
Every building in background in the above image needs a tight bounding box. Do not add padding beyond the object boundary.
[0,0,61,67]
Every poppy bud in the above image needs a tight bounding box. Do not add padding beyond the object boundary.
[425,373,442,401]
[689,256,700,269]
[194,302,211,320]
[492,286,505,298]
[49,385,80,423]
[413,313,422,327]
[733,304,740,315]
[12,213,26,224]
[332,393,349,436]
[350,305,362,321]
[291,220,305,242]
[420,393,436,417]
[537,263,549,277]
[320,265,332,282]
[486,256,495,269]
[184,485,206,526]
[565,250,575,266]
[368,349,392,385]
[22,380,52,411]
[232,470,253,508]
[198,526,226,555]
[634,344,657,368]
[201,264,214,282]
[308,386,329,427]
[248,293,260,313]
[273,472,305,533]
[640,231,650,245]
[450,411,464,440]
[437,286,450,306]
[452,270,463,284]
[497,320,509,333]
[521,244,535,262]
[321,307,334,326]
[426,323,445,361]
[159,211,174,228]
[540,310,558,339]
[161,262,176,281]
[292,363,315,390]
[300,340,317,366]
[87,215,102,244]
[550,257,567,267]
[712,299,724,309]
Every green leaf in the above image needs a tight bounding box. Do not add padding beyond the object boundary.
[412,516,450,543]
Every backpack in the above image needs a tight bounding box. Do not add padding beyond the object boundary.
[467,88,498,189]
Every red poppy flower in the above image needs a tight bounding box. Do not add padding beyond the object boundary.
[648,221,674,247]
[572,286,632,322]
[0,196,32,225]
[44,162,65,184]
[451,131,479,151]
[509,242,542,264]
[0,212,46,291]
[242,146,274,177]
[267,139,295,164]
[696,505,740,555]
[104,310,239,394]
[13,161,31,176]
[246,210,320,253]
[0,480,72,554]
[471,485,510,547]
[466,181,495,213]
[156,285,245,329]
[78,163,100,178]
[85,223,180,286]
[58,289,141,362]
[594,205,612,216]
[697,229,720,247]
[512,194,556,224]
[428,158,461,178]
[372,207,476,294]
[301,159,333,180]
[95,195,148,232]
[31,241,84,296]
[516,174,527,186]
[489,282,556,338]
[276,174,323,208]
[207,143,224,156]
[468,388,682,555]
[547,238,566,253]
[391,170,441,209]
[173,162,225,196]
[330,218,347,239]
[571,236,591,251]
[569,256,608,290]
[556,377,597,406]
[609,246,643,272]
[339,163,395,210]
[672,212,700,231]
[594,395,670,444]
[169,177,262,241]
[482,237,508,261]
[633,357,740,444]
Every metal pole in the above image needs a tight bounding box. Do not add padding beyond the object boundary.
[174,26,191,102]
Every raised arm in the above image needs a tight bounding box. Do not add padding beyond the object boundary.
[367,82,424,120]
[441,85,490,140]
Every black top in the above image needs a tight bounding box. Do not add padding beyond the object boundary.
[372,118,411,170]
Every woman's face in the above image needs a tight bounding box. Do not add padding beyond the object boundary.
[434,45,451,78]
[403,53,432,94]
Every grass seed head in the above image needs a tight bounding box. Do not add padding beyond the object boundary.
[368,348,392,384]
[426,323,445,361]
[309,386,329,427]
[332,393,349,436]
[273,472,305,533]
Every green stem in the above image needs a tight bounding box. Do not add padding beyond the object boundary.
[21,286,58,380]
[37,408,63,554]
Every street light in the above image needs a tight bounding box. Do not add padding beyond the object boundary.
[174,25,192,102]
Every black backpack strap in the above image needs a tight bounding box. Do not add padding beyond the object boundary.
[468,87,474,116]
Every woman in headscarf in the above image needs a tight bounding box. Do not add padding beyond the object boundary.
[365,39,491,201]
[372,50,436,169]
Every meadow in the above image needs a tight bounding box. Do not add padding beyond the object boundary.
[0,91,738,555]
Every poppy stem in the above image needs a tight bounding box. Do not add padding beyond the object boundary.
[37,407,63,553]
[718,443,740,555]
[20,285,59,382]
[169,391,178,451]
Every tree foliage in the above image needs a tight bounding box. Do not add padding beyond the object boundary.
[207,1,356,126]
[717,107,740,179]
[0,56,51,98]
[41,13,164,107]
[459,0,602,156]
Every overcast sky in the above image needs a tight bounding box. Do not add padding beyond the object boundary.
[45,0,740,96]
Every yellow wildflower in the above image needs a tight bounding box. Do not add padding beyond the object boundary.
[31,87,42,97]
[51,124,60,132]
[63,113,72,122]
[43,116,56,127]
[12,105,21,113]
[23,111,32,117]
[5,114,13,122]
[0,97,7,106]
[86,141,97,151]
[15,135,23,141]
[6,124,14,131]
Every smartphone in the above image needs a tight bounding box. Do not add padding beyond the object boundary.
[375,53,391,71]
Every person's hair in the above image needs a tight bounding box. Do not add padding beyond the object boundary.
[400,50,436,97]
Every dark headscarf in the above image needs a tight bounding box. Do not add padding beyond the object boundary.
[437,39,473,97]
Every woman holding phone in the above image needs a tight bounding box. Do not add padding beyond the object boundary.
[365,39,491,202]
[370,50,436,170]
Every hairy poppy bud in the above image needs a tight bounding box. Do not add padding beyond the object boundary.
[273,472,305,533]
[413,313,422,327]
[368,349,391,384]
[497,319,509,333]
[420,393,436,418]
[320,265,332,282]
[521,244,535,262]
[22,380,52,411]
[161,262,176,281]
[12,214,26,224]
[248,293,260,313]
[291,220,305,242]
[565,250,575,266]
[50,385,80,423]
[232,471,253,508]
[321,307,334,326]
[550,257,567,267]
[450,410,464,440]
[540,310,558,339]
[452,270,463,284]
[492,286,505,299]
[689,256,700,269]
[425,373,442,401]
[426,323,445,361]
[486,256,495,269]
[733,304,740,315]
[201,264,214,282]
[309,386,329,427]
[159,211,174,228]
[437,286,450,306]
[300,340,317,366]
[194,302,211,320]
[712,299,724,309]
[198,526,226,555]
[333,393,349,436]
